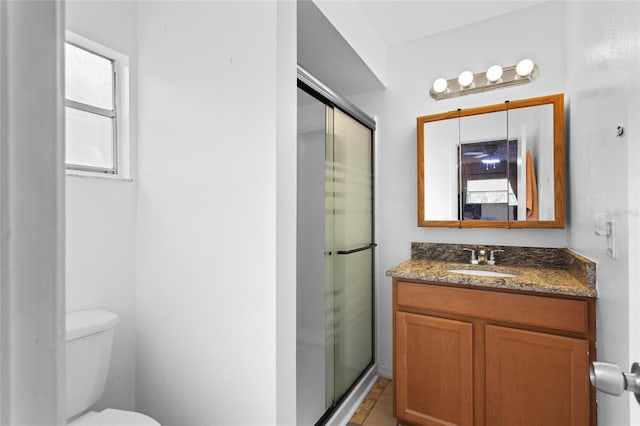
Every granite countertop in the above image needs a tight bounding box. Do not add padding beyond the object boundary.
[386,243,597,298]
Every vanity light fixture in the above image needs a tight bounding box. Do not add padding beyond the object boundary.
[432,77,448,94]
[429,58,539,100]
[516,58,535,77]
[486,65,503,83]
[458,70,474,88]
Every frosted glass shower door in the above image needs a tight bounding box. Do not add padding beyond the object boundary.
[331,108,374,400]
[297,83,375,424]
[297,89,330,425]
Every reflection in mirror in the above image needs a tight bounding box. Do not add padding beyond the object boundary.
[508,103,555,221]
[423,117,458,221]
[460,139,517,220]
[417,93,564,228]
[459,111,509,221]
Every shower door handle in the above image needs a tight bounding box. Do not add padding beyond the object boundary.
[336,243,377,255]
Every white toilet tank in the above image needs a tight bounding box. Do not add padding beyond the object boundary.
[66,309,120,421]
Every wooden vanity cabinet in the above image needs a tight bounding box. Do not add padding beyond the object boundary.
[393,279,596,426]
[395,311,474,425]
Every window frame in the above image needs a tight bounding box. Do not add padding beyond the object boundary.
[64,31,130,179]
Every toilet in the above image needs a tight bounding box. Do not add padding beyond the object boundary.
[66,309,160,425]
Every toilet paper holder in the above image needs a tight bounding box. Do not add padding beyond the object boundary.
[590,361,640,404]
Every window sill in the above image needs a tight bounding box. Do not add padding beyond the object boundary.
[66,170,133,182]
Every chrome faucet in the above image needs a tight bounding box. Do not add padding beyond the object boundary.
[463,248,478,265]
[463,247,504,265]
[487,249,504,266]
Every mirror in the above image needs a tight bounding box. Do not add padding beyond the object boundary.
[418,94,564,228]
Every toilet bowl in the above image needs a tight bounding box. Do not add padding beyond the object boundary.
[68,409,159,426]
[66,309,160,425]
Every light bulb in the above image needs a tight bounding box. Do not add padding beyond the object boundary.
[486,65,503,83]
[516,59,535,77]
[458,71,474,88]
[432,78,448,93]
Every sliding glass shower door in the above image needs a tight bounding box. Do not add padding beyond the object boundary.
[297,81,375,425]
[331,108,374,400]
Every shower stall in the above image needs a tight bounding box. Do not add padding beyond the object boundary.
[296,67,376,424]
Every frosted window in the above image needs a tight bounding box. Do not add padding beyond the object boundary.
[65,43,114,110]
[65,107,114,169]
[64,40,118,173]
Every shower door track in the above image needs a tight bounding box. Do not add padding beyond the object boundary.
[297,65,376,131]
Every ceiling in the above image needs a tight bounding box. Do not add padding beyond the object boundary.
[297,1,548,98]
[356,0,548,48]
[298,0,386,97]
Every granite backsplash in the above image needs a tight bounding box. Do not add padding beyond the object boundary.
[410,242,596,290]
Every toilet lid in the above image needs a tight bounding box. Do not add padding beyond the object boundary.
[69,409,160,426]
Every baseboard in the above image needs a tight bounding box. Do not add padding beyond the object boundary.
[326,364,379,426]
[377,364,392,379]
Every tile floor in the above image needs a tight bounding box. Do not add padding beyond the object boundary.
[347,378,396,426]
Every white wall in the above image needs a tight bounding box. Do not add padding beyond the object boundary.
[275,2,298,423]
[0,1,65,423]
[349,1,566,378]
[65,0,138,412]
[565,2,640,424]
[135,2,296,424]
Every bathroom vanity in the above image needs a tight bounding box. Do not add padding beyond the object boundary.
[387,243,597,426]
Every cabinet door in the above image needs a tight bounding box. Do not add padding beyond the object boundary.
[395,312,473,426]
[485,325,590,426]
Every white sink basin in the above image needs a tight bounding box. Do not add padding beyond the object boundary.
[448,269,515,278]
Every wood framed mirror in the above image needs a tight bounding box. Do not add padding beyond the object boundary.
[417,93,565,228]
